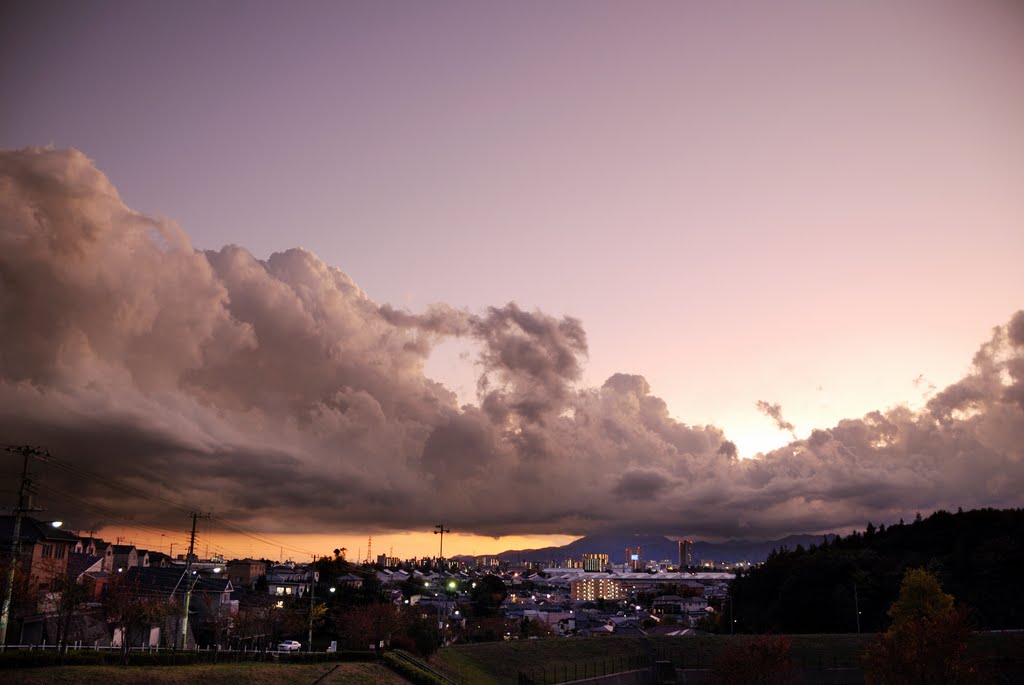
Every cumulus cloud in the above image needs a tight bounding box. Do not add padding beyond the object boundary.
[2,148,1023,540]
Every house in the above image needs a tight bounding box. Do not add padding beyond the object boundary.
[118,566,235,648]
[146,551,173,568]
[226,558,267,588]
[77,538,115,573]
[335,572,364,589]
[266,565,311,599]
[0,516,80,592]
[111,545,139,571]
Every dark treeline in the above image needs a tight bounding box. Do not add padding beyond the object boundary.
[730,507,1023,633]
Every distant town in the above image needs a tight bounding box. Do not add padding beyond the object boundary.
[2,514,746,650]
[3,504,1024,684]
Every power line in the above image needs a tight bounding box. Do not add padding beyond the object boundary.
[37,453,196,516]
[35,483,192,546]
[210,516,319,558]
[15,447,326,562]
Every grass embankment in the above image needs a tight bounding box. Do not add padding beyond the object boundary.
[430,632,1024,685]
[0,661,412,685]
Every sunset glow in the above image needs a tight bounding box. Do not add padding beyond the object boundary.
[1,1,1022,560]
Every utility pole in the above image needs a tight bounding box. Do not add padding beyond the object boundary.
[180,512,209,650]
[307,556,318,652]
[434,524,450,568]
[854,583,861,633]
[1,446,46,646]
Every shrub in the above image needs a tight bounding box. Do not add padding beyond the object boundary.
[710,635,794,685]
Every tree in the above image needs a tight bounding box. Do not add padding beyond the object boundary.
[198,590,233,653]
[338,603,406,650]
[469,574,507,617]
[863,568,974,684]
[103,573,176,664]
[886,567,953,630]
[46,567,90,653]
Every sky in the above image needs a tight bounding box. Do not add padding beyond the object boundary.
[1,1,1023,561]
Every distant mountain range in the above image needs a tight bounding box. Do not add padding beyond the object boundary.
[462,532,836,565]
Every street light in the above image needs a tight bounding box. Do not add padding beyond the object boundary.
[434,524,450,566]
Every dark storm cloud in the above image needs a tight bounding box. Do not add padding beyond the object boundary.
[2,148,1023,540]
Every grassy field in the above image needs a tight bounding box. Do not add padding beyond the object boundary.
[0,661,412,685]
[430,632,1024,685]
[432,634,871,685]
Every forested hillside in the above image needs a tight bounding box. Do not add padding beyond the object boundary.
[730,508,1023,633]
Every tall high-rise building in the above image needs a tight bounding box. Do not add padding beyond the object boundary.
[678,539,693,568]
[581,553,608,572]
[625,546,643,571]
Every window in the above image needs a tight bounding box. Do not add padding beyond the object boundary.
[55,546,66,560]
[41,544,53,558]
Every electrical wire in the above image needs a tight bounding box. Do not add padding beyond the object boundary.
[28,450,323,561]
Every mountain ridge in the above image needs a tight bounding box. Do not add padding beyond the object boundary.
[461,533,836,565]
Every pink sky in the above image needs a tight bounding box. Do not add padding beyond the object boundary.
[1,1,1023,559]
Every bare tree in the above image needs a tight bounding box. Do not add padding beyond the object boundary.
[45,564,90,654]
[103,573,174,664]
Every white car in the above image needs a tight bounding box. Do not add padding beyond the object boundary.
[277,640,302,651]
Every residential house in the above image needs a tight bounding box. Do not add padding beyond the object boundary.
[0,516,80,592]
[226,558,267,588]
[335,572,364,589]
[77,538,115,573]
[265,565,311,600]
[119,566,235,648]
[111,545,139,572]
[146,551,173,568]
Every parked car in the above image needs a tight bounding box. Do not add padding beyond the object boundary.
[277,640,302,651]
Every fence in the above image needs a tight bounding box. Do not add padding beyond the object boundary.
[0,643,376,668]
[519,653,649,685]
[517,647,870,685]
